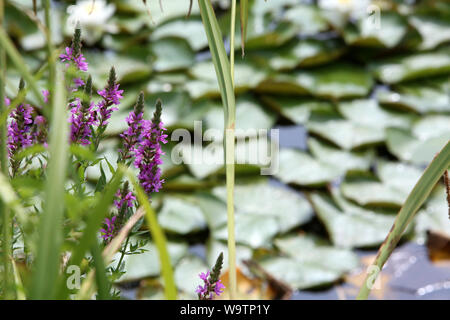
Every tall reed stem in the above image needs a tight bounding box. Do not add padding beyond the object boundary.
[0,0,13,300]
[226,0,237,299]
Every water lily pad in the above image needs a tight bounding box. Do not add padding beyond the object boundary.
[343,12,408,48]
[372,52,450,84]
[261,96,334,124]
[258,234,359,289]
[294,63,374,99]
[307,137,374,174]
[151,37,195,72]
[158,196,207,234]
[283,4,329,35]
[213,212,279,248]
[309,192,396,248]
[307,119,385,150]
[416,185,450,242]
[203,96,276,139]
[341,179,407,207]
[207,240,253,270]
[386,128,450,165]
[151,18,208,51]
[117,240,188,282]
[212,181,314,233]
[275,148,341,186]
[84,51,152,88]
[260,39,345,71]
[337,99,416,130]
[376,80,450,113]
[409,15,450,50]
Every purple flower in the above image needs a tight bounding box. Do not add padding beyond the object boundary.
[100,216,117,242]
[196,269,225,300]
[60,46,88,71]
[42,90,50,103]
[74,77,85,88]
[114,189,136,211]
[98,83,123,106]
[7,104,34,158]
[119,93,145,161]
[133,110,168,195]
[4,97,10,106]
[96,67,123,129]
[69,98,97,145]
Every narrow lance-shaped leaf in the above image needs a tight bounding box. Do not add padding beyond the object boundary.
[358,141,450,299]
[240,0,248,57]
[30,65,68,299]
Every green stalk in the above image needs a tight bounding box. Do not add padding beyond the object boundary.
[91,240,111,300]
[198,0,237,299]
[128,173,177,300]
[0,0,14,300]
[357,141,450,299]
[0,27,45,107]
[29,65,68,299]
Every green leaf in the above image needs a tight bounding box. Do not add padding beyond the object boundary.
[212,180,314,233]
[152,38,195,72]
[308,137,374,174]
[372,52,450,84]
[386,127,450,165]
[409,15,450,50]
[275,148,341,186]
[240,0,249,56]
[310,191,397,248]
[30,66,67,300]
[307,119,385,150]
[343,12,408,48]
[158,196,207,234]
[259,234,359,290]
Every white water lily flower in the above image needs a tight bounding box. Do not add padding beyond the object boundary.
[66,0,117,44]
[319,0,373,20]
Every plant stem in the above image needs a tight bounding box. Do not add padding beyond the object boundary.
[226,0,237,300]
[115,235,130,272]
[0,0,14,300]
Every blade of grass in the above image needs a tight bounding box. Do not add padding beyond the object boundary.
[0,0,14,300]
[357,141,450,299]
[10,257,26,300]
[240,0,248,57]
[0,27,45,107]
[90,240,111,300]
[198,0,237,299]
[29,65,68,299]
[128,172,177,300]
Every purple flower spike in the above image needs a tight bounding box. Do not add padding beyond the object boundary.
[4,97,10,106]
[69,99,97,145]
[100,216,117,242]
[7,104,34,158]
[114,189,136,211]
[97,67,123,128]
[196,253,224,300]
[119,93,145,161]
[60,27,88,72]
[133,100,168,195]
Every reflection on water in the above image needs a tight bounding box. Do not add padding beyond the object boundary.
[292,243,450,300]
